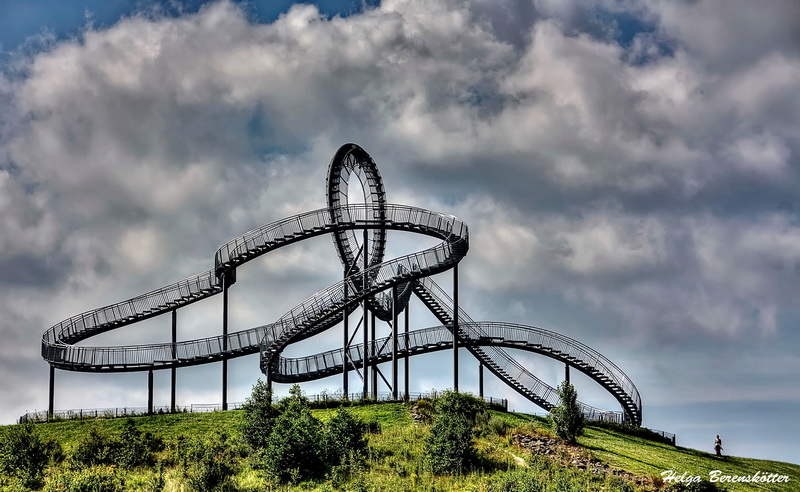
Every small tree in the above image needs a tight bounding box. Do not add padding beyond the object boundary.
[0,422,58,489]
[262,384,326,483]
[70,427,119,467]
[116,418,162,469]
[176,432,238,492]
[425,412,474,474]
[324,407,368,467]
[240,378,277,450]
[550,381,585,443]
[424,391,487,474]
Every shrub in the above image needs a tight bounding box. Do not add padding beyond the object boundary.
[487,468,544,492]
[70,427,119,467]
[485,415,511,437]
[423,391,487,474]
[425,412,475,474]
[43,466,124,492]
[434,390,487,421]
[550,381,585,443]
[414,398,435,424]
[324,407,368,467]
[262,385,326,483]
[363,417,381,434]
[0,422,58,489]
[176,432,238,492]
[240,378,277,450]
[116,418,162,469]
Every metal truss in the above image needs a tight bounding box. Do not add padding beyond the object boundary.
[41,143,642,425]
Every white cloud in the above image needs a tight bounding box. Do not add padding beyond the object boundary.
[1,0,799,440]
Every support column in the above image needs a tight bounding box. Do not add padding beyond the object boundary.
[362,228,370,400]
[362,305,369,399]
[48,365,55,419]
[565,363,570,384]
[222,271,232,411]
[171,309,177,412]
[404,301,410,401]
[478,363,484,399]
[391,286,398,400]
[371,311,378,399]
[343,276,349,399]
[147,369,154,414]
[453,264,459,391]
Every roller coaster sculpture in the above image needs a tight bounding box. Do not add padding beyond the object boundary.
[41,144,642,425]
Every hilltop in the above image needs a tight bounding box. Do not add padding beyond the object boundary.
[1,401,797,491]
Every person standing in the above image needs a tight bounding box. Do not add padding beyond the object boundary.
[714,435,723,456]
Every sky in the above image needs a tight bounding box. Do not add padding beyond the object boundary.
[1,0,798,465]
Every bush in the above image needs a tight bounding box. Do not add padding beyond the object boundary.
[68,419,162,470]
[487,468,545,492]
[550,381,585,443]
[240,378,277,450]
[0,422,58,489]
[262,385,326,483]
[70,427,119,467]
[414,399,435,424]
[116,418,162,469]
[485,415,511,437]
[324,407,368,467]
[424,391,487,474]
[425,412,475,474]
[176,432,239,492]
[434,390,487,421]
[43,466,124,492]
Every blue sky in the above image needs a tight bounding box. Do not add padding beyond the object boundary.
[1,0,799,468]
[0,0,374,49]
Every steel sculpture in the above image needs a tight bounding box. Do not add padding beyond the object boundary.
[41,144,642,425]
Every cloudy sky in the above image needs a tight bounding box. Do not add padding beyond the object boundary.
[1,0,799,464]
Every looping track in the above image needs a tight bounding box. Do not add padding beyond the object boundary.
[42,143,642,425]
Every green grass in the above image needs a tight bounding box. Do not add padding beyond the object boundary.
[580,426,800,492]
[9,410,246,451]
[2,403,798,491]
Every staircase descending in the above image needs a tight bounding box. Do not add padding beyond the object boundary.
[412,276,641,425]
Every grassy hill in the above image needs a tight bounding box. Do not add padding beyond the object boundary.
[1,402,797,491]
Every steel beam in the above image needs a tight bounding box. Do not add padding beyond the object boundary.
[391,285,398,400]
[453,264,459,391]
[404,301,410,401]
[371,311,378,399]
[147,369,154,414]
[343,276,349,399]
[48,365,54,419]
[479,363,484,398]
[171,309,177,412]
[362,227,369,400]
[222,272,230,411]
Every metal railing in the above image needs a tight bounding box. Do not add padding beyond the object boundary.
[410,276,640,424]
[41,205,468,372]
[40,143,641,429]
[19,392,509,424]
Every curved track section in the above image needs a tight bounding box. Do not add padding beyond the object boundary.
[41,143,641,425]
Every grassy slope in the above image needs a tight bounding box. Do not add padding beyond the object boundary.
[3,404,798,491]
[580,427,799,492]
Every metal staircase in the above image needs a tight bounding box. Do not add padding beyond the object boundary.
[42,143,641,426]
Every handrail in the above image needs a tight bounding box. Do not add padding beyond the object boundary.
[41,143,641,426]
